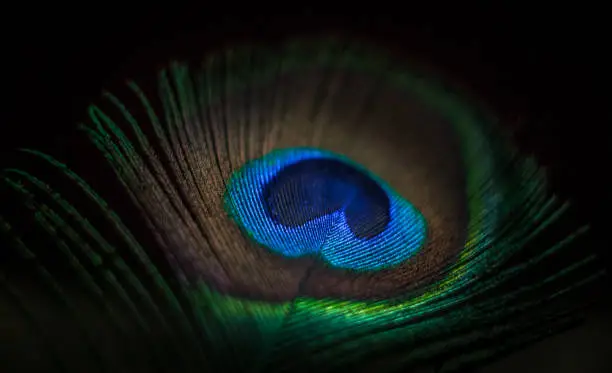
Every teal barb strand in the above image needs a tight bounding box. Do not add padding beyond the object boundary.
[224,148,427,270]
[0,38,605,373]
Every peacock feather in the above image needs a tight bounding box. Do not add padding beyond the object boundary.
[0,38,604,372]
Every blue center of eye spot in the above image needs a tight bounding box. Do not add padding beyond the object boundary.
[262,158,391,239]
[224,148,427,271]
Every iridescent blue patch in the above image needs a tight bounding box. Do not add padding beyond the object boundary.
[224,148,427,271]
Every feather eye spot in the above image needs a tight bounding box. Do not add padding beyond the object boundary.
[224,148,427,271]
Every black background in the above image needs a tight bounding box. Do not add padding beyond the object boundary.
[2,6,610,372]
